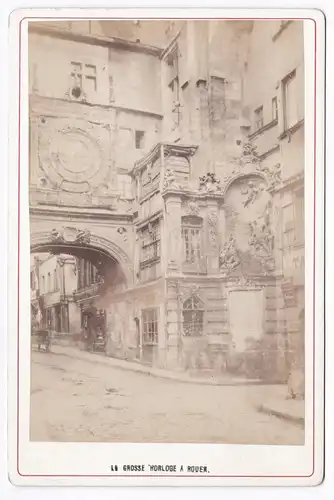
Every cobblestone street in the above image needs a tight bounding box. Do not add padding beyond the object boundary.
[30,350,304,445]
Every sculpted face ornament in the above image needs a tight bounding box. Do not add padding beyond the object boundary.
[117,227,128,241]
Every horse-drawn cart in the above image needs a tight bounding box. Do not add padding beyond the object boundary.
[32,328,52,352]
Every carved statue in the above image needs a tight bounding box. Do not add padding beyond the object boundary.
[256,162,282,189]
[199,173,222,193]
[242,181,260,207]
[219,234,241,272]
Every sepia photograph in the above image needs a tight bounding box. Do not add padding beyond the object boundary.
[27,18,307,447]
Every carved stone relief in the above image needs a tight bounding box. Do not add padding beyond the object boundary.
[51,227,91,245]
[207,212,218,249]
[219,234,241,273]
[221,174,275,276]
[179,284,201,301]
[163,169,179,190]
[198,173,223,193]
[183,200,200,216]
[256,162,282,189]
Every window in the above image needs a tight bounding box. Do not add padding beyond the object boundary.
[272,97,278,121]
[254,106,264,130]
[182,216,203,265]
[139,221,161,282]
[282,70,298,130]
[135,130,145,150]
[282,204,295,247]
[142,308,159,345]
[84,64,97,91]
[41,275,45,294]
[167,47,181,128]
[78,259,101,289]
[47,272,52,292]
[109,76,114,103]
[141,222,161,263]
[70,61,97,98]
[183,295,204,337]
[53,269,58,292]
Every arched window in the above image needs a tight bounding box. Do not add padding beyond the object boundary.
[182,295,204,337]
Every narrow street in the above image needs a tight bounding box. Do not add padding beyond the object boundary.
[30,350,304,445]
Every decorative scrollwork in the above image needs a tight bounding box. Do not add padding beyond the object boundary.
[208,212,219,249]
[184,200,200,216]
[50,227,91,245]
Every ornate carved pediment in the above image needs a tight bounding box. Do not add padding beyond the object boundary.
[220,142,282,193]
[50,227,91,245]
[179,284,202,302]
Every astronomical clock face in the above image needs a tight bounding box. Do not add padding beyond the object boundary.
[49,129,101,183]
[37,119,108,194]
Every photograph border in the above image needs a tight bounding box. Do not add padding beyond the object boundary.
[7,8,325,486]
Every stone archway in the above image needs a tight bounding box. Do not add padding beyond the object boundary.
[31,226,133,349]
[31,226,133,286]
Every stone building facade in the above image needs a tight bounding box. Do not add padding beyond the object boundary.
[29,20,305,382]
[30,253,79,333]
